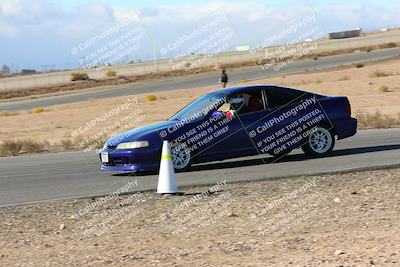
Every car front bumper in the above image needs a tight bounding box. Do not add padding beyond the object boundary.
[99,146,161,172]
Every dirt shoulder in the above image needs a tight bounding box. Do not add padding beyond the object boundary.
[0,167,399,266]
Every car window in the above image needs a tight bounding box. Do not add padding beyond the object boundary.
[169,92,225,121]
[228,91,265,115]
[266,91,298,109]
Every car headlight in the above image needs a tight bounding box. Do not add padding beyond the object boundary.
[116,141,149,149]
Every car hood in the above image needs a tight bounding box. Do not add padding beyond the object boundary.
[105,120,177,147]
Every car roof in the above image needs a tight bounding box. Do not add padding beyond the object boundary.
[212,84,307,97]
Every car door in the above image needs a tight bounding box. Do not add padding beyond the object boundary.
[198,88,270,160]
[235,88,270,154]
[194,100,251,161]
[245,89,303,155]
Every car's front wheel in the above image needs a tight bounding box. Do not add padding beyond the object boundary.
[302,126,335,157]
[170,143,192,171]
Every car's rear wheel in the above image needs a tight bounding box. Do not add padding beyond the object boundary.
[302,126,335,157]
[170,143,192,170]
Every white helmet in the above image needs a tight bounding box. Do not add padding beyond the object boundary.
[229,94,250,113]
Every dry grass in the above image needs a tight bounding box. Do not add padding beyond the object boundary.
[380,42,398,48]
[0,140,49,156]
[60,139,74,149]
[379,85,390,92]
[0,137,105,157]
[0,111,10,117]
[0,141,23,156]
[355,110,400,129]
[337,76,350,81]
[31,107,45,114]
[0,111,18,117]
[73,135,105,151]
[145,95,157,102]
[370,69,394,78]
[70,72,89,81]
[106,69,117,77]
[21,140,49,153]
[60,137,104,151]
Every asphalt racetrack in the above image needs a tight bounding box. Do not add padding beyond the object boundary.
[0,128,399,207]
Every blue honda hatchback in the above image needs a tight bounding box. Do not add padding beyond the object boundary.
[99,85,357,172]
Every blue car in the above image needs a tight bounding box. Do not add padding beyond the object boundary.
[99,85,357,172]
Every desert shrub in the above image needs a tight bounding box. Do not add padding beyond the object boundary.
[0,111,18,116]
[145,95,157,102]
[106,69,117,77]
[338,76,350,81]
[60,139,74,149]
[0,141,23,156]
[73,135,105,152]
[379,42,398,49]
[379,85,390,92]
[355,110,400,129]
[21,140,46,153]
[0,111,11,117]
[0,140,47,156]
[31,107,45,114]
[313,56,319,60]
[355,63,364,68]
[370,69,393,78]
[71,72,89,81]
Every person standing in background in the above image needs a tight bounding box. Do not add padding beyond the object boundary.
[220,69,228,88]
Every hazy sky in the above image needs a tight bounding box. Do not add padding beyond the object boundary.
[0,0,399,70]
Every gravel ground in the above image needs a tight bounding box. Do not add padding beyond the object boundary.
[0,168,399,267]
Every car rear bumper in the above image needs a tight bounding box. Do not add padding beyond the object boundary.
[99,147,160,172]
[333,117,357,140]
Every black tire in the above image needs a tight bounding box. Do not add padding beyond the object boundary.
[302,126,335,157]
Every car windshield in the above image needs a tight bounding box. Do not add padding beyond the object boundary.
[169,92,226,121]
